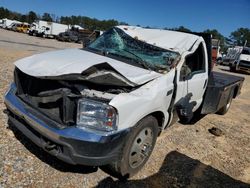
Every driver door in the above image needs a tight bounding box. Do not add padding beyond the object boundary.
[178,42,208,111]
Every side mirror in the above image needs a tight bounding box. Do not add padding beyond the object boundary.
[82,38,91,48]
[180,65,191,81]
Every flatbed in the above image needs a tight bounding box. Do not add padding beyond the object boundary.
[202,71,244,114]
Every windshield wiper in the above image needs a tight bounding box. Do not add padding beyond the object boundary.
[121,49,152,71]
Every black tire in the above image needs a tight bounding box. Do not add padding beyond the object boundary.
[230,65,236,72]
[216,57,222,65]
[217,92,233,115]
[101,116,159,180]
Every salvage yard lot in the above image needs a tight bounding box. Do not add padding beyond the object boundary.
[0,29,249,187]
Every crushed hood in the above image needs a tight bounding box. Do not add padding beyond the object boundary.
[15,49,161,86]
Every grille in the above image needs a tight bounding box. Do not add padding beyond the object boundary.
[239,60,250,69]
[14,68,77,126]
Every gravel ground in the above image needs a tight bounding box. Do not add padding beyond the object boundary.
[0,29,250,188]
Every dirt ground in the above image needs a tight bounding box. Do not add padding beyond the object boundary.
[0,29,249,188]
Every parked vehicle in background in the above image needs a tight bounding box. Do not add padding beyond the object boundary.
[57,30,80,42]
[7,22,22,31]
[222,46,242,66]
[1,18,13,28]
[212,39,222,65]
[71,25,84,30]
[28,20,49,36]
[57,29,102,44]
[27,20,69,38]
[36,22,69,38]
[9,23,19,31]
[16,23,30,33]
[230,47,250,73]
[0,19,3,28]
[2,18,20,29]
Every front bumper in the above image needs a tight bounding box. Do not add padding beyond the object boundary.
[221,59,232,66]
[238,61,250,72]
[4,83,129,166]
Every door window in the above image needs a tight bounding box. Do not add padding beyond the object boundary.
[180,43,206,80]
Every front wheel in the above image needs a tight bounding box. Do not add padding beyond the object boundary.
[42,33,47,38]
[230,64,237,72]
[101,116,159,179]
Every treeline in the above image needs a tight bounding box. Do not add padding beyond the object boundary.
[0,6,249,48]
[174,26,250,49]
[60,16,123,31]
[163,26,249,50]
[0,7,37,23]
[0,7,125,31]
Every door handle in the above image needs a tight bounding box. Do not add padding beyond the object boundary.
[203,79,208,89]
[167,89,173,96]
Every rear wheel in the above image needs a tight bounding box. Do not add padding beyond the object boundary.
[217,92,233,115]
[101,116,159,179]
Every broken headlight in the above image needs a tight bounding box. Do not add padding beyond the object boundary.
[77,99,118,132]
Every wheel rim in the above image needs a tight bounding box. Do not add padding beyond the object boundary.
[226,99,232,110]
[129,127,154,169]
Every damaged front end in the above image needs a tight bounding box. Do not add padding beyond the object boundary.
[13,67,134,132]
[5,69,132,166]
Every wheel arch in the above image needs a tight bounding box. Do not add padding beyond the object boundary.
[146,111,166,135]
[233,85,239,98]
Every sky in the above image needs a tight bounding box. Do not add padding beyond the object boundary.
[0,0,249,37]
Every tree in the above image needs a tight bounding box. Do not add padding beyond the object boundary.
[175,26,191,32]
[164,26,191,32]
[203,29,226,51]
[60,15,119,31]
[27,11,37,23]
[230,28,250,46]
[42,13,53,22]
[0,7,10,18]
[203,29,224,41]
[20,14,27,22]
[119,21,129,26]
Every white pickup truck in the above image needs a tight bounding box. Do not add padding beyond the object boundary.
[229,47,250,73]
[4,26,244,179]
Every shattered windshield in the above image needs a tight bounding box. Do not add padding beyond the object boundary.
[87,27,179,73]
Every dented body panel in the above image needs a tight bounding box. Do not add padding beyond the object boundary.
[110,69,175,130]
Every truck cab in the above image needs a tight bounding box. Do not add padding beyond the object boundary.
[233,47,250,72]
[4,26,244,179]
[223,46,250,73]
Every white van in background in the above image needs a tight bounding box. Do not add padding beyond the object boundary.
[0,19,3,27]
[28,20,69,38]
